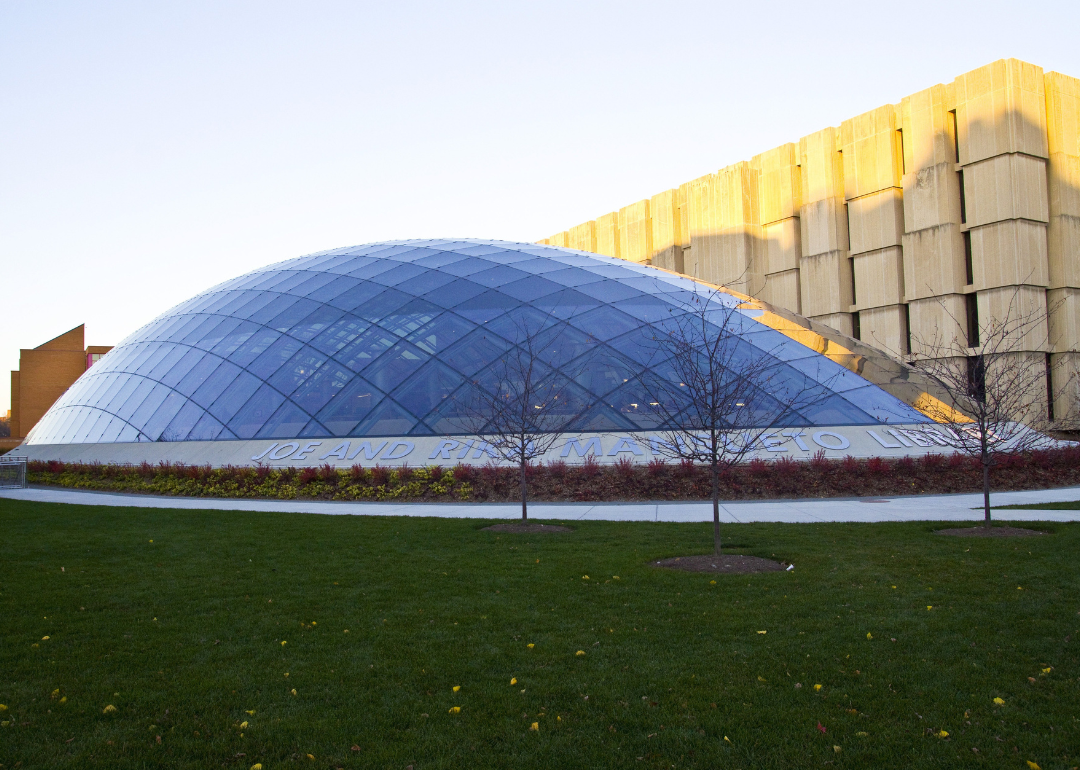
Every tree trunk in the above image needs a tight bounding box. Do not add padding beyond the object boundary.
[711,461,721,556]
[520,456,528,522]
[982,457,991,528]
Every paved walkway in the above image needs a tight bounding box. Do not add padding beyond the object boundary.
[3,484,1080,523]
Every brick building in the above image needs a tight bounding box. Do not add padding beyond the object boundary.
[8,325,112,442]
[541,59,1080,424]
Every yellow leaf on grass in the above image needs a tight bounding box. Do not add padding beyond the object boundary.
[246,710,255,715]
[927,606,933,610]
[757,676,767,682]
[757,630,766,635]
[1027,761,1042,769]
[866,632,873,640]
[103,704,117,715]
[291,689,297,696]
[0,704,6,711]
[240,721,249,729]
[856,731,868,737]
[59,697,66,704]
[833,745,842,753]
[527,643,534,649]
[723,736,732,744]
[453,686,460,692]
[1041,667,1052,675]
[937,729,948,738]
[576,651,585,656]
[306,754,315,761]
[42,636,50,641]
[993,697,1005,705]
[583,576,589,580]
[814,684,823,692]
[510,678,517,685]
[449,706,461,714]
[529,722,539,731]
[710,580,716,585]
[251,764,262,770]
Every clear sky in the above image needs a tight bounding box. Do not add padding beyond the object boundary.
[3,0,1080,414]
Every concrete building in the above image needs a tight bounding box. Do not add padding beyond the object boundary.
[541,59,1080,425]
[7,325,112,446]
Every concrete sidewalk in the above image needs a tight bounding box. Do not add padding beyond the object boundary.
[3,484,1080,523]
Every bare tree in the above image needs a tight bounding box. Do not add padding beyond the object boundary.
[638,289,837,556]
[454,314,586,521]
[909,290,1069,527]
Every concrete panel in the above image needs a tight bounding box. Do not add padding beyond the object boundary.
[841,104,903,200]
[1045,71,1080,157]
[800,197,849,257]
[685,163,764,293]
[763,218,801,274]
[853,246,905,309]
[858,305,907,356]
[978,285,1050,352]
[1049,351,1080,424]
[799,127,844,202]
[970,219,1049,289]
[1048,153,1080,289]
[806,312,854,337]
[902,224,968,300]
[1047,287,1080,353]
[754,143,802,224]
[848,187,905,254]
[567,221,597,253]
[618,199,652,263]
[760,269,801,313]
[547,232,569,248]
[963,153,1049,227]
[799,250,853,317]
[649,189,681,267]
[10,370,20,438]
[902,83,956,173]
[954,59,1048,165]
[595,212,620,259]
[907,295,967,351]
[903,162,963,232]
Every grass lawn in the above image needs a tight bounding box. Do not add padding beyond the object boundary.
[0,501,1078,769]
[996,501,1080,510]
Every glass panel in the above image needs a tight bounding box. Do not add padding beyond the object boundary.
[309,314,369,356]
[352,288,411,323]
[220,326,281,367]
[405,311,471,356]
[191,360,243,408]
[248,335,304,379]
[175,354,224,397]
[193,317,243,351]
[838,386,929,424]
[141,391,190,441]
[228,291,280,320]
[315,376,384,435]
[104,375,148,415]
[498,275,563,301]
[226,383,286,439]
[161,400,205,441]
[159,348,208,388]
[246,294,301,326]
[573,279,642,303]
[298,420,331,438]
[367,262,428,287]
[421,278,486,309]
[98,416,127,443]
[363,340,429,392]
[334,325,397,372]
[388,361,464,420]
[288,304,347,342]
[530,288,603,319]
[286,272,339,297]
[187,412,225,441]
[439,327,510,377]
[398,268,457,296]
[351,399,417,436]
[325,281,387,312]
[128,383,171,435]
[467,264,528,288]
[379,298,443,338]
[452,289,517,324]
[267,347,328,396]
[254,401,312,439]
[432,256,491,277]
[290,361,353,414]
[265,297,322,332]
[305,276,361,304]
[207,370,262,424]
[567,305,641,341]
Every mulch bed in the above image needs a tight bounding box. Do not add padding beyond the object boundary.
[935,525,1047,538]
[481,523,573,534]
[652,554,786,574]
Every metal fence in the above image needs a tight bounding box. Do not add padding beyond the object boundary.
[0,456,28,489]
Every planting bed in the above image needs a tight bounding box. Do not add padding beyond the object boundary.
[24,446,1080,503]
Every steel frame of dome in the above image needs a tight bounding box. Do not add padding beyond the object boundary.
[18,239,963,466]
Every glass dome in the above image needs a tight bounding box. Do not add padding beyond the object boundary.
[26,239,929,445]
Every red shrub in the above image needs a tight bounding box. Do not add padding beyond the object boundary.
[809,450,830,473]
[349,464,368,482]
[920,453,945,471]
[866,456,886,474]
[948,452,967,469]
[398,464,413,483]
[675,459,697,478]
[841,455,861,475]
[299,467,319,484]
[545,460,568,480]
[897,456,915,473]
[47,460,64,474]
[581,455,601,478]
[748,458,769,476]
[256,464,273,480]
[647,458,667,476]
[319,463,338,482]
[614,456,636,477]
[452,464,476,481]
[370,465,391,486]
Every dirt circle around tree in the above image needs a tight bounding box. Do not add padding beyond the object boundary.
[481,522,574,534]
[935,525,1048,538]
[652,554,786,574]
